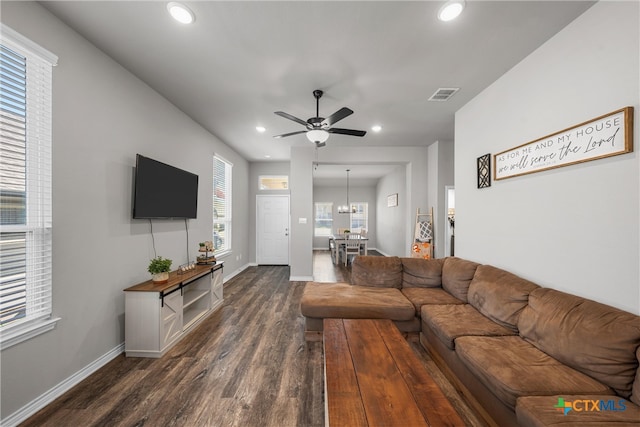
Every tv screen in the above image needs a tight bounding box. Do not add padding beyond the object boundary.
[133,154,198,219]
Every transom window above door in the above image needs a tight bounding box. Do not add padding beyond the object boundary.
[259,175,288,190]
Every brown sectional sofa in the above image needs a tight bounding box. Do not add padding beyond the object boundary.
[300,255,640,426]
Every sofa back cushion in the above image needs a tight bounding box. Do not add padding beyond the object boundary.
[467,265,539,333]
[400,258,444,288]
[441,257,480,303]
[518,287,640,399]
[351,256,403,288]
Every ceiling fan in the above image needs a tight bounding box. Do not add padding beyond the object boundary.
[273,90,367,147]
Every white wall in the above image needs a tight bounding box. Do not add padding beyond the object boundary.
[312,185,377,249]
[455,1,639,313]
[1,2,249,421]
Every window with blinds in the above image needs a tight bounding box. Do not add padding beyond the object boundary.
[314,202,333,236]
[213,156,232,254]
[350,202,368,233]
[0,25,57,349]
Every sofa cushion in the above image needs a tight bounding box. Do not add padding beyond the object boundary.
[351,256,403,288]
[300,282,415,320]
[400,257,444,288]
[518,287,640,399]
[516,395,640,427]
[421,304,515,350]
[467,265,539,333]
[456,336,613,410]
[441,257,479,303]
[401,288,463,314]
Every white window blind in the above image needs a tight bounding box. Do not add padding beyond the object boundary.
[0,25,57,349]
[314,202,333,236]
[213,155,232,254]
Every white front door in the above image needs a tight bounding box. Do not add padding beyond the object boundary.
[257,195,290,265]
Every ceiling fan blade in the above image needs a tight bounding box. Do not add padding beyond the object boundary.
[274,111,309,127]
[323,107,353,126]
[273,130,308,139]
[328,128,367,137]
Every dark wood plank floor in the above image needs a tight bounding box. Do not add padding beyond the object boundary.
[21,251,485,427]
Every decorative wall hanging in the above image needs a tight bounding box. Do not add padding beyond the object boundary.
[477,154,491,188]
[494,106,634,181]
[387,193,398,207]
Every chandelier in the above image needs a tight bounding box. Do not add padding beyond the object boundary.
[337,169,356,214]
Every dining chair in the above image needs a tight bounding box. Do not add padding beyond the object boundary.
[329,237,338,265]
[342,233,361,266]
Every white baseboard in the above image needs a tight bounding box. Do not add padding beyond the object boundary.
[375,249,391,257]
[2,343,125,427]
[290,276,314,282]
[223,263,252,282]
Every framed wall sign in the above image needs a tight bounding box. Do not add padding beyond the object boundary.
[494,106,634,181]
[387,193,398,207]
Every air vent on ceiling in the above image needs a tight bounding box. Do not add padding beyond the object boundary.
[428,87,460,102]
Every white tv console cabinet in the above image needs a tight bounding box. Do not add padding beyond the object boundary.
[124,262,223,358]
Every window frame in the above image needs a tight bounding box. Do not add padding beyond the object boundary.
[314,202,334,237]
[0,24,59,350]
[349,202,368,234]
[213,155,232,256]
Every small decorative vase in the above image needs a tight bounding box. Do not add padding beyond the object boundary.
[151,272,169,284]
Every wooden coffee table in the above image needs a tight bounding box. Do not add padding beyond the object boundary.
[323,318,465,427]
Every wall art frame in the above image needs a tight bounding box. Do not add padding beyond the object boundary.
[477,154,491,188]
[494,106,634,181]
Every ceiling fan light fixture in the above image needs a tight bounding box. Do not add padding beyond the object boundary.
[372,125,382,132]
[307,129,329,144]
[167,2,195,24]
[438,0,465,22]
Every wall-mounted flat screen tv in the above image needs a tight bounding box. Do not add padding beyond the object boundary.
[133,154,198,219]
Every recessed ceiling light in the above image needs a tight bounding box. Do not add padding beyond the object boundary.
[438,0,465,22]
[264,155,271,159]
[256,126,266,133]
[372,125,382,132]
[167,2,195,24]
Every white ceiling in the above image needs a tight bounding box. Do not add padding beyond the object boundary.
[41,0,595,181]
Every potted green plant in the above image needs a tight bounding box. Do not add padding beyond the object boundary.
[148,256,172,284]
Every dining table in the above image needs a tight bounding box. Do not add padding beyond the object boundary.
[331,234,369,264]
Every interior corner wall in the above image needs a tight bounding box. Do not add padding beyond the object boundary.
[1,2,249,421]
[427,141,454,259]
[289,146,315,279]
[375,165,406,256]
[455,1,639,313]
